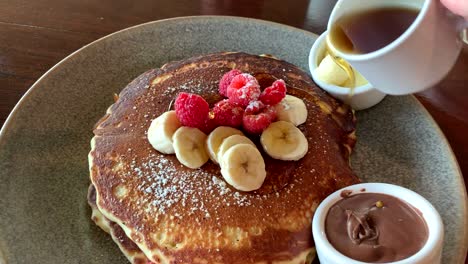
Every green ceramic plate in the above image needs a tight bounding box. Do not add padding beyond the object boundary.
[0,16,466,263]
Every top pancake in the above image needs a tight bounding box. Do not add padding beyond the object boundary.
[89,52,359,263]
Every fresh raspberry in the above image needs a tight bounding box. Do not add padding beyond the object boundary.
[174,92,210,131]
[245,100,265,113]
[212,99,244,127]
[259,79,287,105]
[242,104,277,134]
[227,73,261,108]
[202,116,217,134]
[219,69,242,97]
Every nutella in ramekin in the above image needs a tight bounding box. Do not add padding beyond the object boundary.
[325,192,428,263]
[312,183,444,264]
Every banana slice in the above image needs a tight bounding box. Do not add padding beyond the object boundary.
[260,121,308,161]
[217,135,255,162]
[274,95,308,126]
[314,54,349,86]
[173,127,209,169]
[206,126,243,164]
[220,144,266,192]
[147,110,181,154]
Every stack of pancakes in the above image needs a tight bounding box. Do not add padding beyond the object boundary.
[88,52,359,263]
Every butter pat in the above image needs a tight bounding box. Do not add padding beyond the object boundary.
[314,54,348,86]
[343,69,368,87]
[314,54,369,88]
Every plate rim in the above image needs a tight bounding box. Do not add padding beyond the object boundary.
[0,15,466,262]
[408,96,468,254]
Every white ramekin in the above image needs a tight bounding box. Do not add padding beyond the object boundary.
[309,32,386,110]
[312,183,444,264]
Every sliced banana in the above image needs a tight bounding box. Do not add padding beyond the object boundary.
[206,126,243,164]
[274,95,308,126]
[220,144,266,192]
[147,110,181,154]
[173,127,209,169]
[260,121,308,161]
[217,135,255,162]
[314,54,349,86]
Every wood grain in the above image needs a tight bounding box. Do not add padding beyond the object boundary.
[417,46,468,187]
[0,0,466,262]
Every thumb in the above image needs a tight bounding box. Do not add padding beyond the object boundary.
[441,0,468,18]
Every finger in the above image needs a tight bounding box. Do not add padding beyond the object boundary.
[441,0,468,18]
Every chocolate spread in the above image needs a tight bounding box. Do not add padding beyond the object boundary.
[325,192,428,263]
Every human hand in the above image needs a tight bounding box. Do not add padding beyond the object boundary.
[441,0,468,19]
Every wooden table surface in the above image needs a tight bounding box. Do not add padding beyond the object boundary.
[0,0,466,262]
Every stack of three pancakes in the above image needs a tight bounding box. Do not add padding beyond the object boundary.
[88,52,359,263]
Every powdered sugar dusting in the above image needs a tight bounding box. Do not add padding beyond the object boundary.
[127,153,253,220]
[162,80,218,97]
[247,100,261,110]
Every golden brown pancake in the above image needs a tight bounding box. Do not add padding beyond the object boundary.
[89,52,359,263]
[87,184,151,264]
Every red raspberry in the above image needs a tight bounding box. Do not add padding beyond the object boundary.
[212,99,244,127]
[202,116,217,134]
[242,104,277,134]
[259,79,287,105]
[227,73,261,108]
[219,69,242,97]
[245,100,265,113]
[174,92,210,131]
